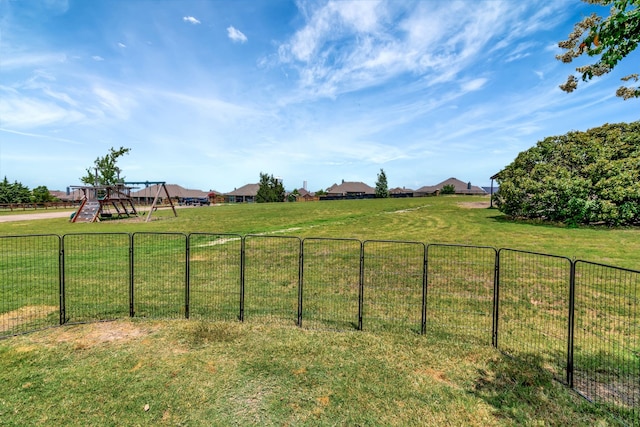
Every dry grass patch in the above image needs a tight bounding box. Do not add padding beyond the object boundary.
[0,305,58,333]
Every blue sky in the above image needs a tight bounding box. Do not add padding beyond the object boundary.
[1,0,639,193]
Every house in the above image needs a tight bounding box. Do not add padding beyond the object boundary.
[325,180,375,199]
[208,190,225,204]
[50,189,85,202]
[414,177,487,196]
[130,184,209,205]
[225,183,260,203]
[389,187,414,198]
[294,188,318,202]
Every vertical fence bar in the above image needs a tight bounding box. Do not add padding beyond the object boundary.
[185,236,190,319]
[243,235,301,324]
[240,236,245,322]
[301,238,361,331]
[573,261,639,425]
[497,249,572,384]
[129,233,134,317]
[567,260,576,388]
[62,233,131,323]
[59,237,65,325]
[0,235,60,337]
[132,232,188,319]
[426,244,497,345]
[188,233,243,321]
[362,240,425,333]
[492,250,500,348]
[421,246,427,335]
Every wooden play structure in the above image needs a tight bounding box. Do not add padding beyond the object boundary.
[70,181,177,223]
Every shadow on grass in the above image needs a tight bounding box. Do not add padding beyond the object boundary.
[472,353,625,426]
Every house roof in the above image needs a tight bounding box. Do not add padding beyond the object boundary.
[296,188,312,197]
[415,177,486,195]
[130,184,209,198]
[225,183,260,197]
[389,187,414,194]
[326,181,375,195]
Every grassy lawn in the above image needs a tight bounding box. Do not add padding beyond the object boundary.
[1,196,639,268]
[0,196,636,425]
[0,319,616,426]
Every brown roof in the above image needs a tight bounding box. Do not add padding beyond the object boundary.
[415,177,486,195]
[225,183,260,197]
[130,184,209,198]
[326,181,375,195]
[389,187,413,194]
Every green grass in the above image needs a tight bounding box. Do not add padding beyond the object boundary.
[0,196,637,425]
[0,319,618,426]
[2,196,639,268]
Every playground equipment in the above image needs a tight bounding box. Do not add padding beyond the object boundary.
[70,181,177,223]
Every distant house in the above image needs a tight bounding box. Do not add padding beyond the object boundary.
[50,189,85,202]
[389,187,414,198]
[414,177,487,196]
[294,188,318,202]
[130,184,209,205]
[208,190,225,204]
[225,183,260,203]
[325,180,375,198]
[482,186,499,195]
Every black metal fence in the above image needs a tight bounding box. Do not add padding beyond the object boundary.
[0,233,637,424]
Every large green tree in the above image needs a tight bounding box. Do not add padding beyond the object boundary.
[375,168,389,198]
[81,146,131,186]
[0,177,31,204]
[558,0,640,99]
[256,172,285,203]
[495,122,640,226]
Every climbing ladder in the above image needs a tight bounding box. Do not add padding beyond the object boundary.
[72,199,101,223]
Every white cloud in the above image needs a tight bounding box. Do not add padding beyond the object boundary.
[92,55,104,61]
[227,26,248,43]
[183,16,201,25]
[0,88,85,129]
[460,78,488,92]
[118,42,126,48]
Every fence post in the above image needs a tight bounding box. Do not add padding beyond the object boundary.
[129,233,134,317]
[421,244,427,335]
[298,239,304,327]
[358,240,364,331]
[185,235,190,319]
[59,235,66,325]
[239,236,245,322]
[492,249,500,348]
[567,259,576,388]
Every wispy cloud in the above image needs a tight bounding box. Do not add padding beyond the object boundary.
[227,26,247,43]
[183,16,200,25]
[118,42,126,48]
[92,55,104,61]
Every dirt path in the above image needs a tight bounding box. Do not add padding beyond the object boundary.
[0,211,75,222]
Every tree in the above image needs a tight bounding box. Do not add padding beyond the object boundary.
[287,189,300,202]
[441,184,456,195]
[375,168,389,198]
[32,186,55,203]
[81,146,131,186]
[256,172,285,203]
[557,0,640,99]
[495,122,640,226]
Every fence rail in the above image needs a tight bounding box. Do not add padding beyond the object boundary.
[0,233,637,424]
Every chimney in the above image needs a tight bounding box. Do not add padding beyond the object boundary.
[467,181,472,190]
[303,180,307,191]
[342,179,345,184]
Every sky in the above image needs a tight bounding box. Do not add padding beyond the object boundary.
[1,0,639,194]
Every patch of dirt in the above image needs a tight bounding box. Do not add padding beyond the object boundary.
[0,305,58,332]
[55,321,152,348]
[458,201,491,209]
